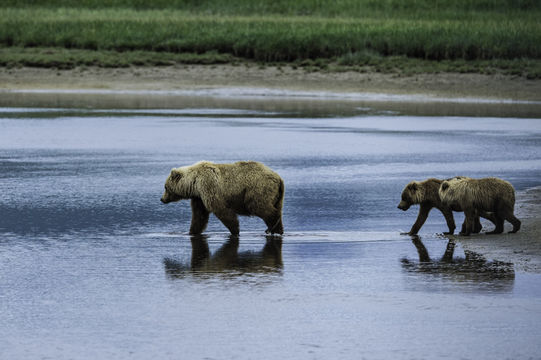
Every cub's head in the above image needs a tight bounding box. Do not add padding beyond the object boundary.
[438,180,451,203]
[160,168,184,204]
[397,181,422,211]
[438,178,461,205]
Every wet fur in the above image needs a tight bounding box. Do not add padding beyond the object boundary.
[161,161,284,235]
[439,177,520,235]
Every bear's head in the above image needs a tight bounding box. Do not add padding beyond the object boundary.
[397,181,422,211]
[160,168,185,204]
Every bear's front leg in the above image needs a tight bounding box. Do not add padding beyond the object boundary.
[214,208,240,235]
[408,204,431,235]
[460,209,477,236]
[190,198,210,235]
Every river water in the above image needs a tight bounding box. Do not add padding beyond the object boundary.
[1,93,541,359]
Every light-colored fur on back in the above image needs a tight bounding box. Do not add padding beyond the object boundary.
[439,177,515,211]
[438,176,520,234]
[161,160,284,235]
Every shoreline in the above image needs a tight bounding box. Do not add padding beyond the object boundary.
[455,186,541,273]
[3,65,541,117]
[2,65,541,102]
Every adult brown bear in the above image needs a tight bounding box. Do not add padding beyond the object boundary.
[161,161,284,235]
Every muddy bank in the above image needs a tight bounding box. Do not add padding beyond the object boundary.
[456,187,541,273]
[1,65,541,102]
[2,66,541,117]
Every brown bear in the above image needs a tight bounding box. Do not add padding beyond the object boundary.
[398,177,496,235]
[438,177,520,236]
[160,161,284,235]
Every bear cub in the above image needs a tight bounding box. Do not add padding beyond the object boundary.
[398,177,496,235]
[439,176,520,236]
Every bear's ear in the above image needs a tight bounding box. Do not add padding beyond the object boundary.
[441,182,449,191]
[408,182,418,192]
[170,169,183,183]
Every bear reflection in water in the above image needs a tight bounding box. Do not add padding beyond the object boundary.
[164,235,283,278]
[402,236,515,292]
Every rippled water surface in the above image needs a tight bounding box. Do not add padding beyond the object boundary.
[1,100,541,359]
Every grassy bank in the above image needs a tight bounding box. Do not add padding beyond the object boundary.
[1,1,540,77]
[2,47,540,79]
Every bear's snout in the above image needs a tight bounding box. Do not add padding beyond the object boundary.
[397,201,410,211]
[160,195,170,204]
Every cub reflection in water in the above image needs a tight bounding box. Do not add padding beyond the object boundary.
[402,236,514,290]
[164,235,283,278]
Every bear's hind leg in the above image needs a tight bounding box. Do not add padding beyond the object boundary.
[264,213,283,235]
[503,209,521,233]
[258,208,283,235]
[246,197,284,235]
[214,208,240,235]
[473,216,483,233]
[441,207,456,235]
[486,214,504,234]
[479,210,498,230]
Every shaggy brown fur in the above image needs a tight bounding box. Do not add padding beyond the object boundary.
[439,177,520,236]
[161,161,284,235]
[398,177,496,235]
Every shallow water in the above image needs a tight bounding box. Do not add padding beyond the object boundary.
[1,101,541,359]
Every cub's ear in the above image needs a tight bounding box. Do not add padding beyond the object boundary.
[408,182,418,192]
[441,182,449,191]
[170,169,183,183]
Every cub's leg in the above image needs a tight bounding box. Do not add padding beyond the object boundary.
[408,204,432,235]
[460,209,477,236]
[501,207,521,233]
[472,216,483,234]
[441,207,456,235]
[486,213,505,234]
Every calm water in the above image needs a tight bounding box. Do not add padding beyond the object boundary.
[1,98,541,359]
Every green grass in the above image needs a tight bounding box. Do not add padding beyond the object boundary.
[0,47,235,68]
[3,0,540,13]
[1,1,540,77]
[3,47,540,79]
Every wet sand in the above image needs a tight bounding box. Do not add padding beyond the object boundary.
[1,65,541,102]
[457,187,541,273]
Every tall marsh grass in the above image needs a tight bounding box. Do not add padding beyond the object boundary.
[3,0,540,13]
[0,7,539,62]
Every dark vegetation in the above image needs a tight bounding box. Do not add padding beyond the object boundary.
[1,0,540,77]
